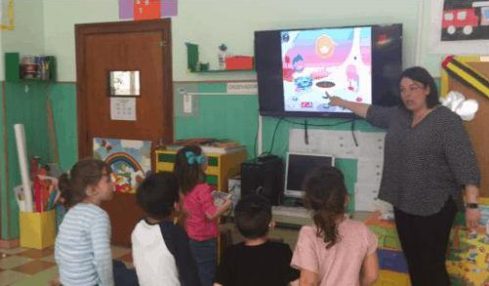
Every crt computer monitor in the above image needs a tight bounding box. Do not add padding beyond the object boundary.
[284,152,335,199]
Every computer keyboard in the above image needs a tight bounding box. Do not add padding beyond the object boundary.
[272,205,311,219]
[271,205,313,228]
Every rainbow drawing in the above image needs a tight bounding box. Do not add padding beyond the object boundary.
[93,138,152,194]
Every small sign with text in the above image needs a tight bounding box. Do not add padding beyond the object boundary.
[226,82,258,95]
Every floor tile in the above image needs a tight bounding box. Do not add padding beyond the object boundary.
[11,260,56,275]
[0,244,131,285]
[0,256,33,270]
[40,255,56,263]
[17,248,53,259]
[0,270,31,286]
[0,248,27,256]
[10,267,58,286]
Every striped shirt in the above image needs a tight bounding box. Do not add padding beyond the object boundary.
[55,203,114,286]
[366,105,480,216]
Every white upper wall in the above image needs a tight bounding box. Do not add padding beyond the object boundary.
[2,0,44,57]
[6,0,441,82]
[1,0,45,81]
[173,0,425,82]
[43,0,119,82]
[0,32,3,81]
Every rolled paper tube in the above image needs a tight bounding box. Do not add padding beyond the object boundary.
[14,124,33,212]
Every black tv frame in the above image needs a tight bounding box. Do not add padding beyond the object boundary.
[255,23,403,118]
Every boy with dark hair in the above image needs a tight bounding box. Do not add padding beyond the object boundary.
[214,194,300,286]
[131,172,201,286]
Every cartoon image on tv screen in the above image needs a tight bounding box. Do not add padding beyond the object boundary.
[281,27,372,113]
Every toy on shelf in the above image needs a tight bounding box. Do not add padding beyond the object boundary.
[185,42,254,73]
[5,52,56,82]
[218,44,227,70]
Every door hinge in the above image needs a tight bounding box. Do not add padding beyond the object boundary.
[160,41,167,47]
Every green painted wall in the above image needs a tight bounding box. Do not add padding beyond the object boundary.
[0,0,447,239]
[2,82,51,239]
[0,82,77,239]
[175,83,259,156]
[48,83,78,171]
[0,79,389,238]
[0,83,6,238]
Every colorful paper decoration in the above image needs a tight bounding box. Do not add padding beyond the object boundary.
[0,0,15,31]
[119,0,177,20]
[442,56,489,99]
[93,138,152,194]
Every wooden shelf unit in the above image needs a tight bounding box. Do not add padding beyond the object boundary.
[5,52,57,82]
[155,148,247,192]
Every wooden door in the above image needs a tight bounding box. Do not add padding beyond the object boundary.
[76,19,173,246]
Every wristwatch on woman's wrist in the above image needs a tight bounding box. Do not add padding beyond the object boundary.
[465,203,479,209]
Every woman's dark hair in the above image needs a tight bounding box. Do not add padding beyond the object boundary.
[173,145,206,195]
[136,172,179,219]
[303,166,347,249]
[399,66,440,108]
[58,158,111,208]
[234,194,272,239]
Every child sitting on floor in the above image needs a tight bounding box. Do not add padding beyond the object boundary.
[214,194,300,286]
[291,166,379,286]
[55,159,115,286]
[132,172,201,286]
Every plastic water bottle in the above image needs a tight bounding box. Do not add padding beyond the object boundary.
[218,50,226,70]
[218,44,227,70]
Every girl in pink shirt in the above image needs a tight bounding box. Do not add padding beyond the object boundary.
[291,166,379,286]
[174,145,231,286]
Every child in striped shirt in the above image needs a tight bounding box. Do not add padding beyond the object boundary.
[55,159,115,286]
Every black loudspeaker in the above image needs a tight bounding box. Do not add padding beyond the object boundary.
[240,155,283,205]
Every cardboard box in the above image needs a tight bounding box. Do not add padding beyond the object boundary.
[19,210,56,249]
[225,56,254,70]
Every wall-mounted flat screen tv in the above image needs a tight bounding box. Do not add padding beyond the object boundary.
[255,24,402,118]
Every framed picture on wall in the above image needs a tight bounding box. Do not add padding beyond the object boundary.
[109,70,140,96]
[430,0,489,54]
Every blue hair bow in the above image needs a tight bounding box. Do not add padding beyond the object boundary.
[185,151,206,165]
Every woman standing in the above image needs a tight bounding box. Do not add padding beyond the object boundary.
[330,66,481,286]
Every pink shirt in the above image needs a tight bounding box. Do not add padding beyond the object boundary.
[291,218,377,286]
[183,183,218,241]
